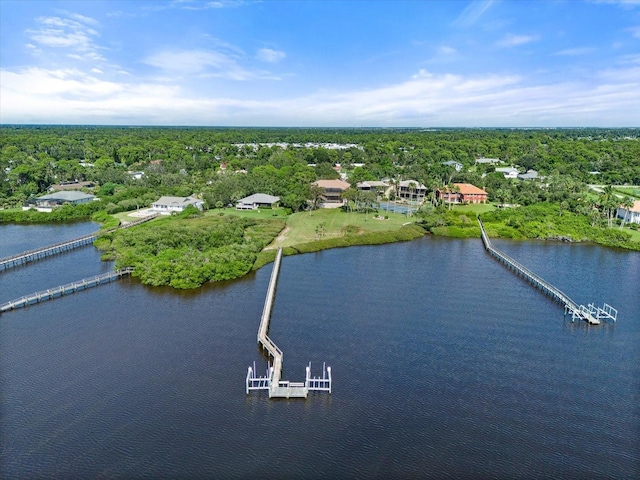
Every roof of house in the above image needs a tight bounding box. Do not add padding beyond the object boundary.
[517,170,539,180]
[37,191,95,202]
[624,200,640,213]
[475,158,502,164]
[357,181,389,188]
[153,196,201,205]
[49,181,95,191]
[442,160,462,166]
[238,193,280,204]
[454,183,487,195]
[314,179,351,190]
[399,180,426,189]
[495,167,519,174]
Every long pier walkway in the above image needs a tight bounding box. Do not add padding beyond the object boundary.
[246,248,332,399]
[0,268,133,314]
[478,219,617,325]
[0,234,97,271]
[0,214,158,272]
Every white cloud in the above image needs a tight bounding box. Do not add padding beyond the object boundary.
[25,14,105,61]
[629,26,640,38]
[452,0,496,28]
[144,48,280,80]
[143,49,232,74]
[497,34,540,47]
[172,0,247,10]
[256,48,286,63]
[1,65,638,126]
[591,0,640,7]
[438,46,457,55]
[554,47,595,56]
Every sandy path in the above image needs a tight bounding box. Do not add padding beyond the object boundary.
[265,226,290,250]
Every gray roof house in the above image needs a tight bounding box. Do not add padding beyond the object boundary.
[236,193,280,210]
[151,196,204,215]
[517,170,540,180]
[25,190,96,212]
[441,161,463,171]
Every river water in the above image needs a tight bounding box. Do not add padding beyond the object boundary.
[1,223,638,479]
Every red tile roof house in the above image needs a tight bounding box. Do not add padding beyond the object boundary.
[437,183,488,204]
[313,179,351,207]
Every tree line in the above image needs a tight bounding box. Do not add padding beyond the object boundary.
[1,126,639,225]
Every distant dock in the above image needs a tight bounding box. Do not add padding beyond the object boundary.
[0,214,158,272]
[246,248,331,398]
[478,219,617,325]
[0,268,134,314]
[0,234,97,271]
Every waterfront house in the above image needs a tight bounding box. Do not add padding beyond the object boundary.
[313,179,351,206]
[151,195,204,215]
[236,193,280,210]
[24,191,96,212]
[617,200,640,225]
[437,183,488,204]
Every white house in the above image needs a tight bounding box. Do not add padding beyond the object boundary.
[442,161,463,171]
[236,193,280,210]
[617,200,640,225]
[151,196,204,215]
[495,167,520,179]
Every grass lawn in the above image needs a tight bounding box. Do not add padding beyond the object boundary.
[452,203,496,215]
[614,187,640,199]
[204,207,289,219]
[625,227,640,243]
[269,208,413,248]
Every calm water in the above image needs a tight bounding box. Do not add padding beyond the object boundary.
[1,223,638,479]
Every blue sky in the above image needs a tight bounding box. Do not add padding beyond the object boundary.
[1,0,639,126]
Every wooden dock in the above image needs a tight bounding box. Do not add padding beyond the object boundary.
[246,248,332,398]
[0,214,158,272]
[0,268,134,314]
[478,219,617,325]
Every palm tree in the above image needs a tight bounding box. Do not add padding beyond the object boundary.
[309,184,324,214]
[619,196,635,230]
[408,181,416,208]
[447,183,460,210]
